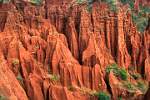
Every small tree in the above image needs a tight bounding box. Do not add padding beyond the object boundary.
[97,92,110,100]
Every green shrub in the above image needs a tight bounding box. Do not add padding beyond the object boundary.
[0,0,10,3]
[49,74,59,82]
[119,69,127,80]
[0,95,6,100]
[131,73,141,80]
[97,92,110,100]
[30,0,42,5]
[136,81,148,93]
[106,63,118,74]
[118,96,122,100]
[106,64,127,80]
[123,81,136,92]
[12,59,20,66]
[17,73,23,81]
[76,0,84,4]
[132,13,148,32]
[122,80,148,93]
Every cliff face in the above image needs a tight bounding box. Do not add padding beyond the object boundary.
[0,0,150,100]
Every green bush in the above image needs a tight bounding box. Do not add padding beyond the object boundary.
[118,96,122,100]
[12,59,20,66]
[106,63,118,74]
[17,73,23,81]
[0,95,6,100]
[76,0,84,4]
[106,64,127,80]
[97,92,110,100]
[49,74,59,82]
[131,73,141,80]
[136,81,148,93]
[0,0,10,3]
[122,80,148,93]
[123,81,136,92]
[119,69,127,80]
[30,0,42,5]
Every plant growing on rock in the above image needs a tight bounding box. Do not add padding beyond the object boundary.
[136,81,148,93]
[96,91,110,100]
[30,0,42,5]
[122,81,136,92]
[0,95,6,100]
[17,73,23,81]
[122,80,148,94]
[118,96,122,100]
[12,58,20,66]
[16,73,25,88]
[48,74,60,82]
[131,73,141,80]
[0,0,10,3]
[119,68,127,80]
[106,64,127,80]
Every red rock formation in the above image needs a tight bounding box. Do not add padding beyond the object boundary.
[0,0,149,100]
[0,49,28,100]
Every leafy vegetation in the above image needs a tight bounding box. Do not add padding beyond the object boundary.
[0,0,10,3]
[30,0,42,5]
[122,80,148,93]
[0,0,42,5]
[122,81,136,92]
[102,0,118,12]
[48,74,60,82]
[17,73,23,81]
[132,13,149,32]
[12,59,20,66]
[118,96,122,100]
[96,91,110,100]
[76,0,84,4]
[0,95,6,100]
[131,73,141,80]
[136,81,148,93]
[119,69,127,80]
[106,64,127,80]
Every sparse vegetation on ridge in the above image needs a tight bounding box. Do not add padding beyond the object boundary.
[106,64,127,80]
[131,73,141,80]
[136,81,148,93]
[96,91,110,100]
[47,74,60,82]
[121,80,148,93]
[30,0,42,5]
[0,0,10,3]
[12,58,20,66]
[122,81,136,92]
[17,73,23,81]
[0,95,6,100]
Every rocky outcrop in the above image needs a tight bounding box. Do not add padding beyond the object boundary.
[0,49,28,100]
[0,0,149,100]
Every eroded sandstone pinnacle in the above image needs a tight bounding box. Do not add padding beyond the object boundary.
[0,0,149,100]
